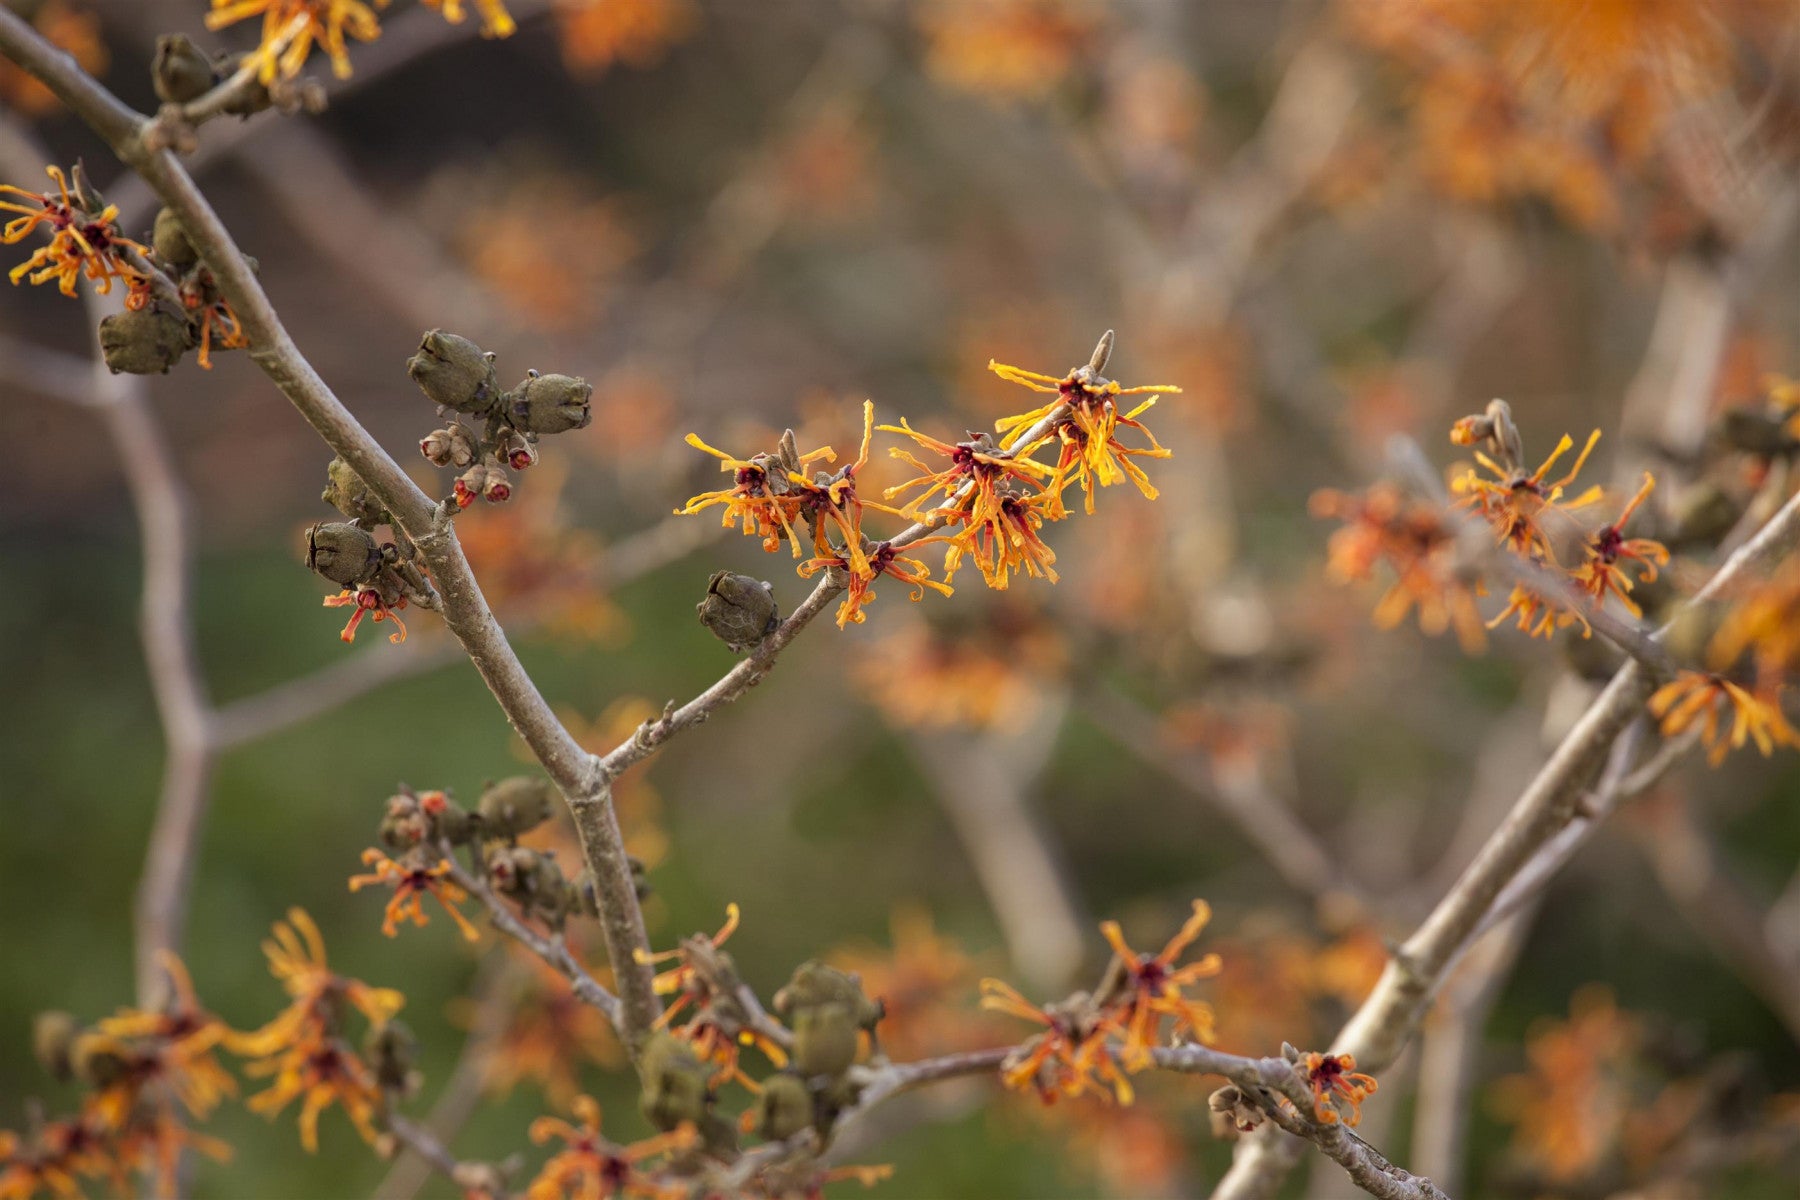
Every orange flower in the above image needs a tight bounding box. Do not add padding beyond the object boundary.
[323,586,408,644]
[1454,428,1604,562]
[638,904,740,1006]
[916,0,1099,103]
[177,269,250,371]
[0,2,108,118]
[879,418,1057,526]
[420,0,515,37]
[940,489,1061,590]
[467,953,623,1105]
[1647,671,1798,766]
[1572,473,1669,617]
[2,165,148,299]
[980,980,1134,1105]
[989,356,1178,514]
[1487,583,1590,641]
[243,1036,384,1152]
[1707,557,1800,686]
[1096,900,1223,1069]
[676,434,828,556]
[206,0,384,81]
[1310,483,1489,652]
[91,951,237,1126]
[348,847,480,941]
[554,0,698,77]
[1300,1051,1379,1126]
[1490,985,1640,1182]
[0,1117,118,1200]
[798,538,954,628]
[526,1095,699,1200]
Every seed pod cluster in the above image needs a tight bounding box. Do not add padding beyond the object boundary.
[98,206,250,376]
[639,1031,738,1154]
[407,330,593,510]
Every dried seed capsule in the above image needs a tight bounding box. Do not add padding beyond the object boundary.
[791,1003,859,1079]
[476,776,555,840]
[305,521,381,587]
[151,207,199,269]
[152,35,217,104]
[750,1072,814,1141]
[365,1019,420,1097]
[322,456,386,525]
[97,301,191,375]
[696,571,779,653]
[773,961,883,1031]
[407,330,500,416]
[638,1032,712,1132]
[32,1011,79,1081]
[508,372,593,435]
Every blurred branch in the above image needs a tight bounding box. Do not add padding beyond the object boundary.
[1087,686,1370,916]
[374,951,516,1200]
[905,692,1086,992]
[1630,796,1800,1045]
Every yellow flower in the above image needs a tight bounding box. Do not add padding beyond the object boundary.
[1300,1051,1379,1126]
[420,0,515,37]
[1,165,148,299]
[989,356,1178,514]
[1453,428,1604,563]
[206,0,385,82]
[1647,671,1798,767]
[1096,900,1223,1070]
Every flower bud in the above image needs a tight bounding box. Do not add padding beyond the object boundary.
[482,465,512,503]
[153,35,218,104]
[98,301,191,375]
[305,521,381,587]
[151,207,199,269]
[750,1072,814,1141]
[454,463,495,509]
[498,430,537,470]
[32,1011,79,1081]
[420,428,457,467]
[407,330,500,415]
[1209,1084,1265,1136]
[322,456,386,525]
[507,372,593,435]
[421,790,480,845]
[476,776,555,841]
[696,571,779,653]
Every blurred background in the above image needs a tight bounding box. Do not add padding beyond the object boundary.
[5,0,1800,1196]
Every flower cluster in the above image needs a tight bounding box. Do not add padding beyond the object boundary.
[1,164,146,299]
[982,900,1222,1105]
[1317,399,1673,649]
[676,334,1178,630]
[525,1094,698,1200]
[207,0,515,82]
[229,909,402,1151]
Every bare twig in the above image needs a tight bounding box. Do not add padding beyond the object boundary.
[437,845,624,1032]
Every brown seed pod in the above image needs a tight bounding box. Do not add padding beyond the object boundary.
[152,35,219,104]
[750,1072,815,1141]
[322,456,387,525]
[696,571,779,653]
[507,371,593,435]
[151,207,199,269]
[638,1031,712,1132]
[98,301,191,375]
[365,1019,421,1098]
[476,776,555,841]
[791,1003,859,1079]
[773,961,883,1031]
[305,521,382,587]
[407,330,500,416]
